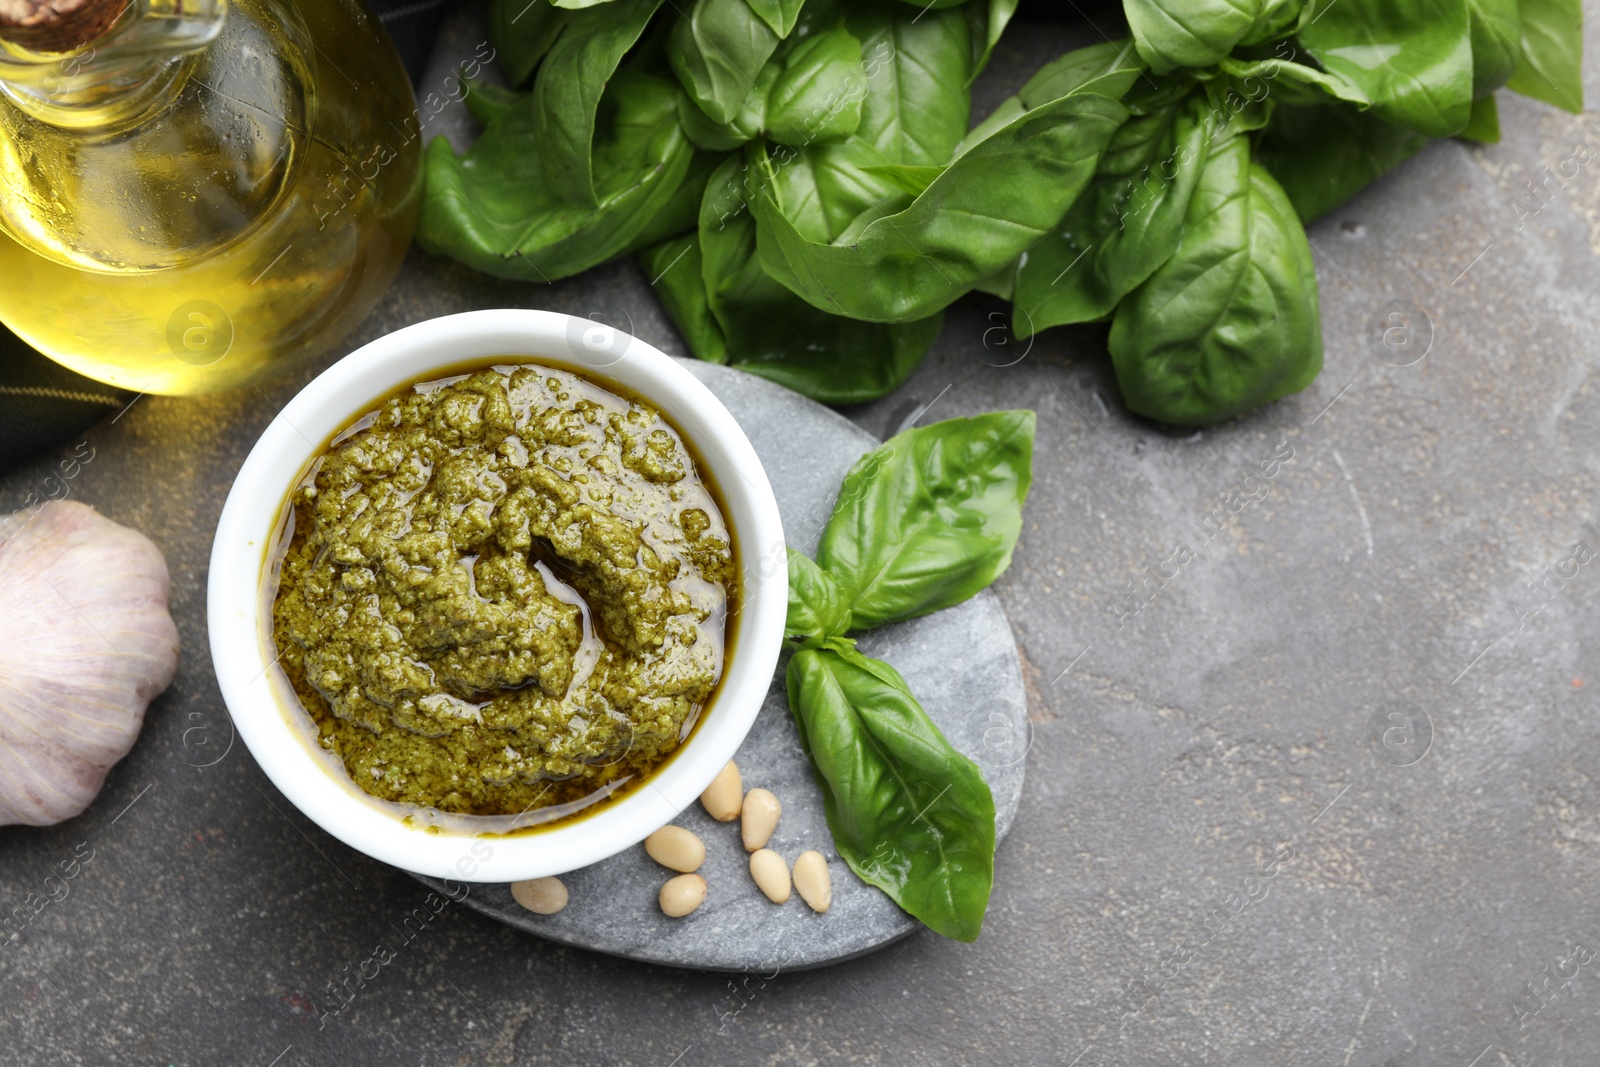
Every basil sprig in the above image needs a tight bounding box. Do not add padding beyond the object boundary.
[787,639,997,942]
[818,408,1034,630]
[783,412,1034,941]
[429,0,1582,426]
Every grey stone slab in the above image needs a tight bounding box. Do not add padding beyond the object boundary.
[416,360,1029,972]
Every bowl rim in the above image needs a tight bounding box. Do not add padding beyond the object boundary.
[207,309,787,882]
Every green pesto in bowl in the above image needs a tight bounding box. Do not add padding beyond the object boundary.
[269,362,735,817]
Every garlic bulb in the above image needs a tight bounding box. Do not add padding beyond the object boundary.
[0,501,178,826]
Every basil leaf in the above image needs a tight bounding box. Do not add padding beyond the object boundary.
[1504,0,1583,113]
[1014,93,1211,336]
[1216,55,1369,108]
[818,411,1035,630]
[488,0,568,87]
[1459,90,1500,142]
[640,235,728,364]
[746,0,804,37]
[677,63,778,151]
[1194,67,1274,133]
[860,163,944,198]
[630,148,720,250]
[462,79,526,128]
[722,319,938,402]
[968,0,1019,80]
[785,549,851,641]
[1244,0,1304,44]
[670,0,784,125]
[955,96,1025,157]
[848,1,972,166]
[1125,0,1255,71]
[1253,101,1428,222]
[766,23,866,146]
[960,37,1140,156]
[418,71,695,281]
[1297,0,1474,137]
[971,262,1014,301]
[690,155,939,402]
[1108,135,1322,426]
[750,77,1130,323]
[787,642,996,942]
[1018,38,1143,109]
[1468,0,1521,97]
[532,0,664,206]
[1124,0,1300,73]
[761,134,910,244]
[677,17,866,152]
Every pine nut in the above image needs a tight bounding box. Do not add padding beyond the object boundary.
[659,873,707,918]
[510,876,568,915]
[700,760,743,822]
[644,825,705,873]
[749,848,791,904]
[741,788,781,851]
[793,850,831,913]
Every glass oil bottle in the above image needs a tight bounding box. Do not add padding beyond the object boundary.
[0,0,422,394]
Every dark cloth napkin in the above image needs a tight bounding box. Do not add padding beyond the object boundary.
[0,0,448,475]
[0,329,129,471]
[372,0,450,87]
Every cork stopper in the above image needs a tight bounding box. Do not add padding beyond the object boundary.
[0,0,127,53]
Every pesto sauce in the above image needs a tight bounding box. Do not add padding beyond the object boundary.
[270,364,735,817]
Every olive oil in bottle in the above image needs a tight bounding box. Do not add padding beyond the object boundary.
[0,0,421,394]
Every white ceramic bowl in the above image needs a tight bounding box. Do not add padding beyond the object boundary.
[208,310,786,882]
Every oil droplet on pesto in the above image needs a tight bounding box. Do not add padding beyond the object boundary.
[270,364,735,817]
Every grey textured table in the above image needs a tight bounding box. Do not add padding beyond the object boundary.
[3,8,1600,1066]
